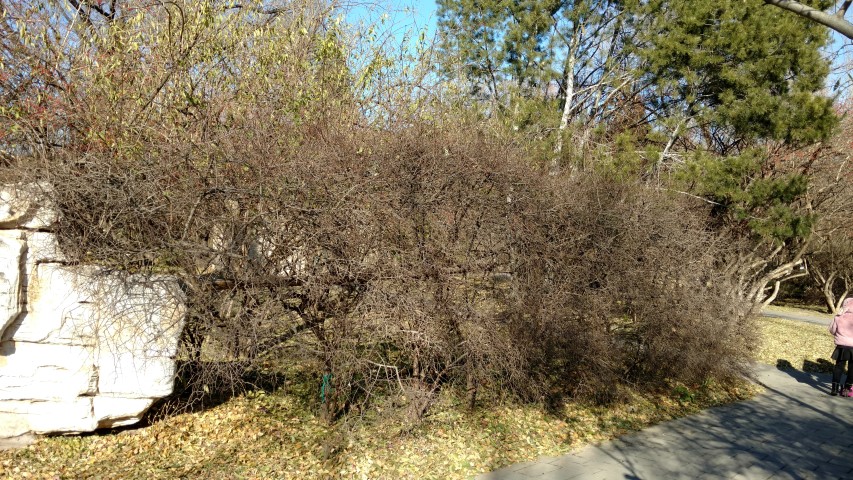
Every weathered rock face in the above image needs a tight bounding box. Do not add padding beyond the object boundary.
[0,185,186,439]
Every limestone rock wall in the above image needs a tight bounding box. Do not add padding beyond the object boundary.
[0,185,186,439]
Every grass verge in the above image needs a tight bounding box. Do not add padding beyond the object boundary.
[14,312,840,479]
[0,383,754,480]
[755,315,834,373]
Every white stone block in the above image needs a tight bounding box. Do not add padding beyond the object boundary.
[86,272,185,397]
[0,409,30,439]
[25,231,66,266]
[0,341,97,401]
[93,396,154,428]
[9,264,98,345]
[0,184,56,230]
[0,185,186,439]
[0,232,23,336]
[0,398,96,435]
[0,187,31,228]
[97,351,177,398]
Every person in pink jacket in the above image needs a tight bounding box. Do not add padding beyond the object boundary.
[829,297,853,396]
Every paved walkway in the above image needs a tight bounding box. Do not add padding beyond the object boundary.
[475,364,852,480]
[761,307,833,327]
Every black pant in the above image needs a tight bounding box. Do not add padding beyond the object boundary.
[834,358,851,384]
[833,346,853,384]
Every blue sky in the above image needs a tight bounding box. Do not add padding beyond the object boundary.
[828,31,853,95]
[402,0,438,35]
[346,1,438,45]
[349,1,850,94]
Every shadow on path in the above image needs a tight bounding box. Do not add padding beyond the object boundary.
[476,364,853,480]
[777,364,830,393]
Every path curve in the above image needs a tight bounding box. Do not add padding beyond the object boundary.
[476,365,849,479]
[761,307,833,327]
[477,307,842,479]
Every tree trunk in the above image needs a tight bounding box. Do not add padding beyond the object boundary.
[834,275,851,313]
[555,43,576,148]
[466,370,478,410]
[746,239,811,307]
[552,24,580,173]
[822,271,839,313]
[761,280,782,309]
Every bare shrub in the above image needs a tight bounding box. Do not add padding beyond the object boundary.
[10,114,755,417]
[0,0,755,422]
[505,177,753,401]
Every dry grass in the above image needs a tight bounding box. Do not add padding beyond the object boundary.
[9,311,834,480]
[755,315,834,373]
[0,379,754,480]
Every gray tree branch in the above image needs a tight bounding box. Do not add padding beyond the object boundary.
[764,0,853,39]
[839,0,853,18]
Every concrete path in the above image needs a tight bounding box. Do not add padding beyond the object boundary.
[475,364,852,480]
[761,307,833,327]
